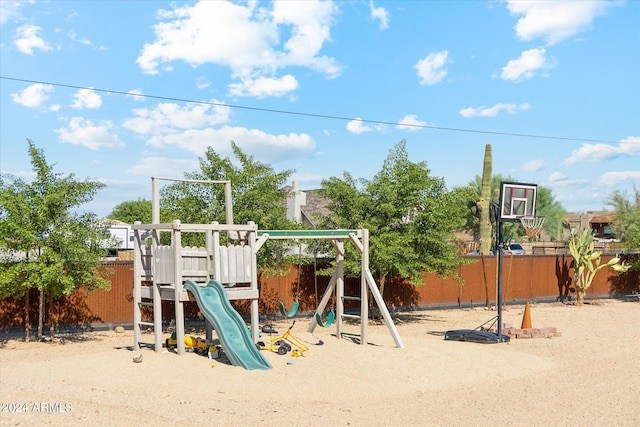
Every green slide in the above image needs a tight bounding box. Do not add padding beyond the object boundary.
[183,280,271,370]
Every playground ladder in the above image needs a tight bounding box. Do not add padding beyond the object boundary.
[132,229,164,352]
[339,295,362,335]
[133,282,164,351]
[134,298,155,348]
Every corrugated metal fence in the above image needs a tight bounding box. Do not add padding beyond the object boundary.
[1,255,637,329]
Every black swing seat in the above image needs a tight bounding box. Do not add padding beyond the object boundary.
[262,325,278,334]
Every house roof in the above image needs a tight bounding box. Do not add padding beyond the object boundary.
[301,189,331,226]
[590,216,614,223]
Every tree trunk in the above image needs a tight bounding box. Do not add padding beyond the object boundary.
[38,288,44,340]
[24,290,30,341]
[576,288,585,306]
[49,291,55,338]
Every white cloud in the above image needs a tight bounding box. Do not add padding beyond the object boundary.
[195,77,210,89]
[396,114,427,131]
[346,118,372,134]
[521,160,544,172]
[128,157,199,178]
[127,89,145,102]
[415,50,449,85]
[563,136,640,165]
[290,172,325,186]
[152,126,315,164]
[57,117,125,150]
[548,171,567,182]
[599,171,640,187]
[71,88,102,109]
[136,0,340,98]
[14,24,52,55]
[122,100,314,163]
[369,1,389,30]
[228,74,299,98]
[501,48,555,82]
[1,1,21,24]
[68,31,91,46]
[547,171,589,187]
[10,83,53,108]
[122,102,232,137]
[506,0,613,46]
[460,102,530,118]
[0,169,36,179]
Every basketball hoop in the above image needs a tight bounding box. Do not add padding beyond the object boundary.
[519,215,545,239]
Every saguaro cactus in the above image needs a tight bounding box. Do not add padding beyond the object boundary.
[479,144,492,255]
[475,144,493,308]
[568,228,627,305]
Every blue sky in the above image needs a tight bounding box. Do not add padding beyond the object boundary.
[1,0,638,219]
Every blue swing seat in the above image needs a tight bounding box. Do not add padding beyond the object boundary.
[279,300,299,318]
[315,311,335,328]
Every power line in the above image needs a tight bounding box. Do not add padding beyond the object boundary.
[0,75,629,145]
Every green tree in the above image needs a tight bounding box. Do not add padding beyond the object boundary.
[159,142,297,265]
[534,186,566,241]
[108,198,152,224]
[0,140,112,339]
[162,142,293,228]
[466,174,566,243]
[607,186,640,269]
[320,140,469,297]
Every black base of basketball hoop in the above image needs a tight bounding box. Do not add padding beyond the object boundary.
[444,329,511,344]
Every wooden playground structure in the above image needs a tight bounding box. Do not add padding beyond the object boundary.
[132,177,403,357]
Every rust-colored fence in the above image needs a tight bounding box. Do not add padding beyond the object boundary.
[1,255,638,330]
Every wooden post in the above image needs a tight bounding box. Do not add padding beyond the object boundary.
[172,220,185,355]
[151,177,160,224]
[360,229,369,345]
[306,272,338,334]
[133,225,142,350]
[247,222,259,343]
[335,240,345,339]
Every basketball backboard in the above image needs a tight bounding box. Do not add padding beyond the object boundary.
[498,181,537,222]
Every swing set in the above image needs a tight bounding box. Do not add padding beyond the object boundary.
[256,228,403,348]
[275,241,335,327]
[276,242,301,318]
[132,177,402,360]
[311,242,335,327]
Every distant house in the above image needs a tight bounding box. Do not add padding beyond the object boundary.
[283,182,331,227]
[564,211,617,240]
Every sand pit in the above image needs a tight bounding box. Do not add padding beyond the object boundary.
[1,299,639,426]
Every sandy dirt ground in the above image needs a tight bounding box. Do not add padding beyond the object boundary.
[1,299,639,426]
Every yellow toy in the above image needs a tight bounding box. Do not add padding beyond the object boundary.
[165,333,209,353]
[256,321,309,356]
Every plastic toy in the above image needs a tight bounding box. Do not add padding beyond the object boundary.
[256,321,309,356]
[165,333,209,354]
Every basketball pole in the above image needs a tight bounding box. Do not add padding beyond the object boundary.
[497,220,505,342]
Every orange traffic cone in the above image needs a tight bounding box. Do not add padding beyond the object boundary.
[521,301,532,329]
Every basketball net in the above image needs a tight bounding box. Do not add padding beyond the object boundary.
[520,215,545,239]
